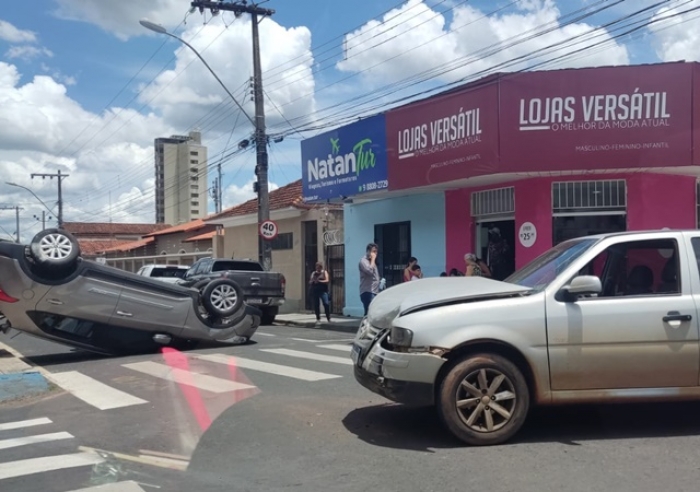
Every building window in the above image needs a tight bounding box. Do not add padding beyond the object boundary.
[191,201,199,206]
[270,232,293,250]
[190,151,198,156]
[190,160,198,165]
[191,185,199,190]
[552,179,626,214]
[191,193,199,198]
[191,210,199,215]
[471,187,515,217]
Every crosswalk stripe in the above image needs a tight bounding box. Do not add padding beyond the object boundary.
[0,431,73,451]
[194,354,342,381]
[66,481,146,492]
[0,417,52,432]
[260,348,353,366]
[317,344,352,352]
[0,452,104,481]
[49,371,149,410]
[122,361,256,394]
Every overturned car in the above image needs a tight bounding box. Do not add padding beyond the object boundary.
[0,228,261,354]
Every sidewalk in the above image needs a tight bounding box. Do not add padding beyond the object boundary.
[274,313,362,334]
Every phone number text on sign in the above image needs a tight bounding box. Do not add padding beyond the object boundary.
[359,180,389,193]
[519,222,537,248]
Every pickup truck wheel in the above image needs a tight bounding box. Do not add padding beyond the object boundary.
[261,307,278,325]
[202,278,244,318]
[437,353,529,446]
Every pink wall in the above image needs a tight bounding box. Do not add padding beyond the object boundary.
[445,188,472,273]
[626,174,696,230]
[514,179,553,268]
[445,173,697,273]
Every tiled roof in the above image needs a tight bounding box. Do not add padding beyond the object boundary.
[99,237,155,253]
[143,219,207,237]
[208,179,341,221]
[79,240,133,256]
[184,229,223,242]
[64,222,170,236]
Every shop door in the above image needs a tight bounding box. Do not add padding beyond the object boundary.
[302,220,318,311]
[374,221,411,288]
[326,244,345,314]
[476,220,516,281]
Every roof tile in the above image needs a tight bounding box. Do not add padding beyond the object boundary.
[64,222,170,236]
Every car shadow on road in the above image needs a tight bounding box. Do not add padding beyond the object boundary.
[342,404,463,452]
[22,349,110,367]
[343,401,700,451]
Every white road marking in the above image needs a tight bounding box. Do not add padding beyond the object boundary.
[260,348,353,366]
[122,361,256,394]
[49,371,149,410]
[0,452,104,481]
[0,417,52,432]
[255,333,276,337]
[317,344,352,353]
[66,481,147,492]
[0,431,73,451]
[194,353,342,381]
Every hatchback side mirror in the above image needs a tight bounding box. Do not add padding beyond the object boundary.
[561,275,602,301]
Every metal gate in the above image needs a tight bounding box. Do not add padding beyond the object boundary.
[326,244,345,315]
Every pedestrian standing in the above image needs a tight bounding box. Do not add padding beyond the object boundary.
[359,242,380,316]
[309,262,331,323]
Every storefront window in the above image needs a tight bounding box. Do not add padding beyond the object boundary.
[552,180,627,245]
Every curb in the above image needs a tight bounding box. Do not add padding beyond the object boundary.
[0,340,58,403]
[274,319,360,334]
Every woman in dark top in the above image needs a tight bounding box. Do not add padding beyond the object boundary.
[309,262,331,323]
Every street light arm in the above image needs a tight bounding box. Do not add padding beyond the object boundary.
[162,31,256,127]
[5,182,56,218]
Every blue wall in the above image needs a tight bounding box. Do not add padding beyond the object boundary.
[343,193,446,317]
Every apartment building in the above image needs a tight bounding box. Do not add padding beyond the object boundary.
[154,130,208,224]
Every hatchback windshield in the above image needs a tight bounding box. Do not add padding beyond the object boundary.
[504,238,597,291]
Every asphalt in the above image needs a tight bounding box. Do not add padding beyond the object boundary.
[2,324,700,491]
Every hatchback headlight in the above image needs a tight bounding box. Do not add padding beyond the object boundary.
[390,327,413,347]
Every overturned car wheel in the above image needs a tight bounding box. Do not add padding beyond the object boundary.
[202,278,244,319]
[29,229,80,272]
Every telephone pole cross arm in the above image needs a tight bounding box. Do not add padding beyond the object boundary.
[31,170,68,228]
[190,0,275,270]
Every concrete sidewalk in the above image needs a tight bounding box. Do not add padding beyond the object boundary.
[274,313,361,334]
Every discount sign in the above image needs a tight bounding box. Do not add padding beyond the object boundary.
[259,220,279,241]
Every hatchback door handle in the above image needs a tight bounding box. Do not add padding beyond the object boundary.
[116,310,133,317]
[663,312,692,322]
[47,299,63,306]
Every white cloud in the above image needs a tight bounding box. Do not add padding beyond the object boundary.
[138,16,316,134]
[0,19,37,43]
[649,2,700,62]
[336,0,629,85]
[53,0,187,41]
[223,179,279,209]
[5,45,54,60]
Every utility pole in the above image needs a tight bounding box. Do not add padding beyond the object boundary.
[0,206,23,243]
[210,166,223,214]
[31,170,68,228]
[191,0,274,270]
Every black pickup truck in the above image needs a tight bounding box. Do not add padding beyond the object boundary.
[178,258,285,325]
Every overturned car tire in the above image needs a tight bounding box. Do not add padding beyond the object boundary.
[29,229,80,272]
[202,278,244,319]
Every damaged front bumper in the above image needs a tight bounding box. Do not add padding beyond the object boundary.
[351,324,446,407]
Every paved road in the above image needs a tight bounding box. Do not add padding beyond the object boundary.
[2,324,700,491]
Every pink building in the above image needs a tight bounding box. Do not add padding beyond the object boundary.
[332,61,700,315]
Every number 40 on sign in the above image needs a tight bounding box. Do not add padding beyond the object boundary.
[259,220,279,241]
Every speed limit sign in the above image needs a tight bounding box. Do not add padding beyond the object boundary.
[259,219,279,241]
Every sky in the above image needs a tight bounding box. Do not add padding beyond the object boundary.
[0,0,698,241]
